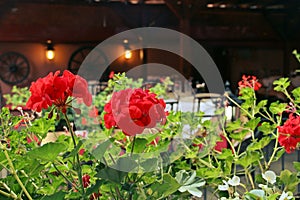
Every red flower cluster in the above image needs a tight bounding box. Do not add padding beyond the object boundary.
[238,75,262,91]
[104,88,167,136]
[278,114,300,153]
[26,70,92,113]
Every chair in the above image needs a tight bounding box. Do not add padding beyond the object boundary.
[193,93,224,117]
[164,91,180,111]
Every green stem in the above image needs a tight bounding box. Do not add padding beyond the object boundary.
[0,182,18,199]
[131,136,136,157]
[63,113,85,197]
[3,149,32,200]
[52,163,78,191]
[267,137,280,169]
[245,168,255,189]
[226,95,252,118]
[0,189,17,199]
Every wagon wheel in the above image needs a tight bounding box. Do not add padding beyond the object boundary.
[68,46,108,75]
[68,46,94,74]
[0,52,30,85]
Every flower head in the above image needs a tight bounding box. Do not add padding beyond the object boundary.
[228,175,240,186]
[26,70,92,113]
[262,170,276,184]
[238,75,262,91]
[277,114,300,153]
[82,174,90,188]
[279,191,293,200]
[218,180,229,191]
[103,88,167,136]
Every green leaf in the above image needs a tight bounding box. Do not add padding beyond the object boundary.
[65,140,83,158]
[27,142,67,162]
[293,162,300,171]
[29,116,56,138]
[217,148,233,160]
[41,191,66,200]
[97,157,138,183]
[150,174,181,198]
[97,167,127,184]
[247,136,272,151]
[279,170,299,192]
[140,158,158,172]
[236,151,260,168]
[92,139,112,161]
[226,119,241,132]
[257,122,276,135]
[273,77,290,92]
[229,129,250,141]
[272,148,285,162]
[196,167,222,179]
[269,102,287,115]
[292,87,300,100]
[86,179,105,196]
[268,194,280,200]
[129,138,149,153]
[245,117,261,130]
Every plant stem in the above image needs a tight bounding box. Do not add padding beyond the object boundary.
[130,136,136,157]
[0,182,18,199]
[226,95,252,118]
[52,162,78,191]
[0,189,17,199]
[3,149,32,200]
[245,168,255,189]
[63,113,85,197]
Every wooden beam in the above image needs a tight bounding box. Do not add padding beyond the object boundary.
[164,0,182,19]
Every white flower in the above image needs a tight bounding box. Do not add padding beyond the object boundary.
[262,170,276,184]
[218,180,229,191]
[228,175,240,186]
[258,184,268,189]
[279,191,293,200]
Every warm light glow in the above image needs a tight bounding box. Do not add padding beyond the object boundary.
[219,4,226,8]
[124,50,132,59]
[207,3,214,8]
[46,40,55,60]
[46,49,55,60]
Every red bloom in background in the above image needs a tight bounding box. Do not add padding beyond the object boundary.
[238,75,262,91]
[82,174,90,188]
[109,71,115,79]
[26,70,92,113]
[90,192,101,200]
[277,114,300,153]
[88,106,99,118]
[103,88,167,136]
[194,134,228,152]
[81,117,88,126]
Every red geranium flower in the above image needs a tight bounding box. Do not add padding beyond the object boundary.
[90,192,101,200]
[277,114,300,153]
[194,134,228,152]
[103,88,167,136]
[238,75,262,91]
[82,174,90,188]
[26,70,92,113]
[88,106,99,118]
[109,71,115,79]
[81,117,88,126]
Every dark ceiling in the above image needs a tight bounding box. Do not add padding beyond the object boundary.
[0,0,299,47]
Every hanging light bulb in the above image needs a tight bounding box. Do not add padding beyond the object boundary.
[46,40,55,60]
[123,39,132,60]
[124,49,132,59]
